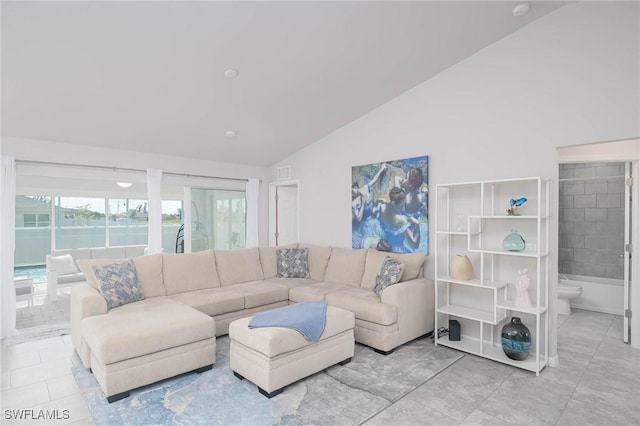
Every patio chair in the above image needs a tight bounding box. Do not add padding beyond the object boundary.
[15,275,34,307]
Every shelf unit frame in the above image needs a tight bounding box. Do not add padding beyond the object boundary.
[434,177,549,375]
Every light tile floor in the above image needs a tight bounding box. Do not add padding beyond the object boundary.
[365,310,640,426]
[1,335,93,425]
[1,309,638,425]
[16,283,71,329]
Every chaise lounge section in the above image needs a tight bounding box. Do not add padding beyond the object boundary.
[71,244,434,401]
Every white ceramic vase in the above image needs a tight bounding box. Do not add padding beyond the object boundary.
[514,268,533,308]
[450,254,473,280]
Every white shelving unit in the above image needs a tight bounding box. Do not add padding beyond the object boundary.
[434,177,549,375]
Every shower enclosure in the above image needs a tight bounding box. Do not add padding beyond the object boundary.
[558,162,632,342]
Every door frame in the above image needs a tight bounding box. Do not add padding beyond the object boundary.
[557,138,640,348]
[268,179,300,247]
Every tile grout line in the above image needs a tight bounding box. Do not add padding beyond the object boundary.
[457,366,522,425]
[552,313,616,425]
[356,351,466,426]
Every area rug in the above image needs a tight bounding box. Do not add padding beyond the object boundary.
[73,335,463,426]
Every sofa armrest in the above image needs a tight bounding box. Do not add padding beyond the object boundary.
[380,278,435,345]
[71,284,107,368]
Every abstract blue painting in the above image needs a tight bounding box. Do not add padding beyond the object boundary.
[352,155,429,254]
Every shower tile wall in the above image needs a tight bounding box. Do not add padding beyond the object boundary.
[559,163,625,280]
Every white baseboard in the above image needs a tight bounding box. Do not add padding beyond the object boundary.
[572,304,621,316]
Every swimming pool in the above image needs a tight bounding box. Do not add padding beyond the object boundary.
[14,265,47,283]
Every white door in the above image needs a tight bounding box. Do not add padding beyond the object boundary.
[269,181,299,246]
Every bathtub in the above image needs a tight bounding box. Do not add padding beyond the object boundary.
[559,274,624,315]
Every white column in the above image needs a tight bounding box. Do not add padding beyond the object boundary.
[146,169,163,254]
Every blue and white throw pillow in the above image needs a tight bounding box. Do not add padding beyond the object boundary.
[92,260,144,310]
[374,256,405,296]
[276,248,311,278]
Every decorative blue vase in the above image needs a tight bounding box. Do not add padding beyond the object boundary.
[501,317,531,361]
[502,229,526,252]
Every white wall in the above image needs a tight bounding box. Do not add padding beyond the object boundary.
[272,0,639,266]
[2,136,271,245]
[270,2,640,359]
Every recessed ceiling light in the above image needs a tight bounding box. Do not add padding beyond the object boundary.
[117,182,132,188]
[512,3,530,17]
[224,69,239,79]
[225,130,237,138]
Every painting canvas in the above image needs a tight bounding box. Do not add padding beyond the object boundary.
[352,155,429,254]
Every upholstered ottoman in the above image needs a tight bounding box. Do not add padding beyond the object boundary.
[229,305,355,398]
[82,298,216,403]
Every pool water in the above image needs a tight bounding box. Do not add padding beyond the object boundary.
[14,265,47,283]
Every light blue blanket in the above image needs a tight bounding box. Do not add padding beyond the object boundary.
[248,301,328,342]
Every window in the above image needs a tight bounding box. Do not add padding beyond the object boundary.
[15,188,242,265]
[162,200,183,253]
[55,197,106,249]
[37,213,50,227]
[108,198,148,246]
[23,214,36,227]
[24,213,49,227]
[191,189,246,251]
[15,195,52,266]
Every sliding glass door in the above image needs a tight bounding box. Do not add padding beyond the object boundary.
[108,198,148,246]
[190,188,246,251]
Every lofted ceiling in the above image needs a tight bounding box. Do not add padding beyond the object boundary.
[2,1,565,167]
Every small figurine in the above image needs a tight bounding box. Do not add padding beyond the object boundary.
[515,268,532,308]
[507,197,527,216]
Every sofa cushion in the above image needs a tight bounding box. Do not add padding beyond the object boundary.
[264,277,319,290]
[288,282,350,303]
[163,251,219,295]
[215,247,264,286]
[325,288,397,326]
[276,248,310,278]
[131,254,165,297]
[259,244,298,278]
[92,260,145,310]
[361,250,425,289]
[324,248,367,287]
[169,288,245,316]
[374,257,404,296]
[298,244,332,281]
[77,258,127,290]
[77,255,164,297]
[228,281,290,309]
[82,298,215,365]
[49,254,79,276]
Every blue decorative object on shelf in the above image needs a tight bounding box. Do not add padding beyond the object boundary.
[507,197,527,215]
[502,229,526,252]
[501,317,531,361]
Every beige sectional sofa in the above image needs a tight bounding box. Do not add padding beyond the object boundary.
[71,244,434,401]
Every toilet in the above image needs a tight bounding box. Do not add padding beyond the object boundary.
[557,282,583,315]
